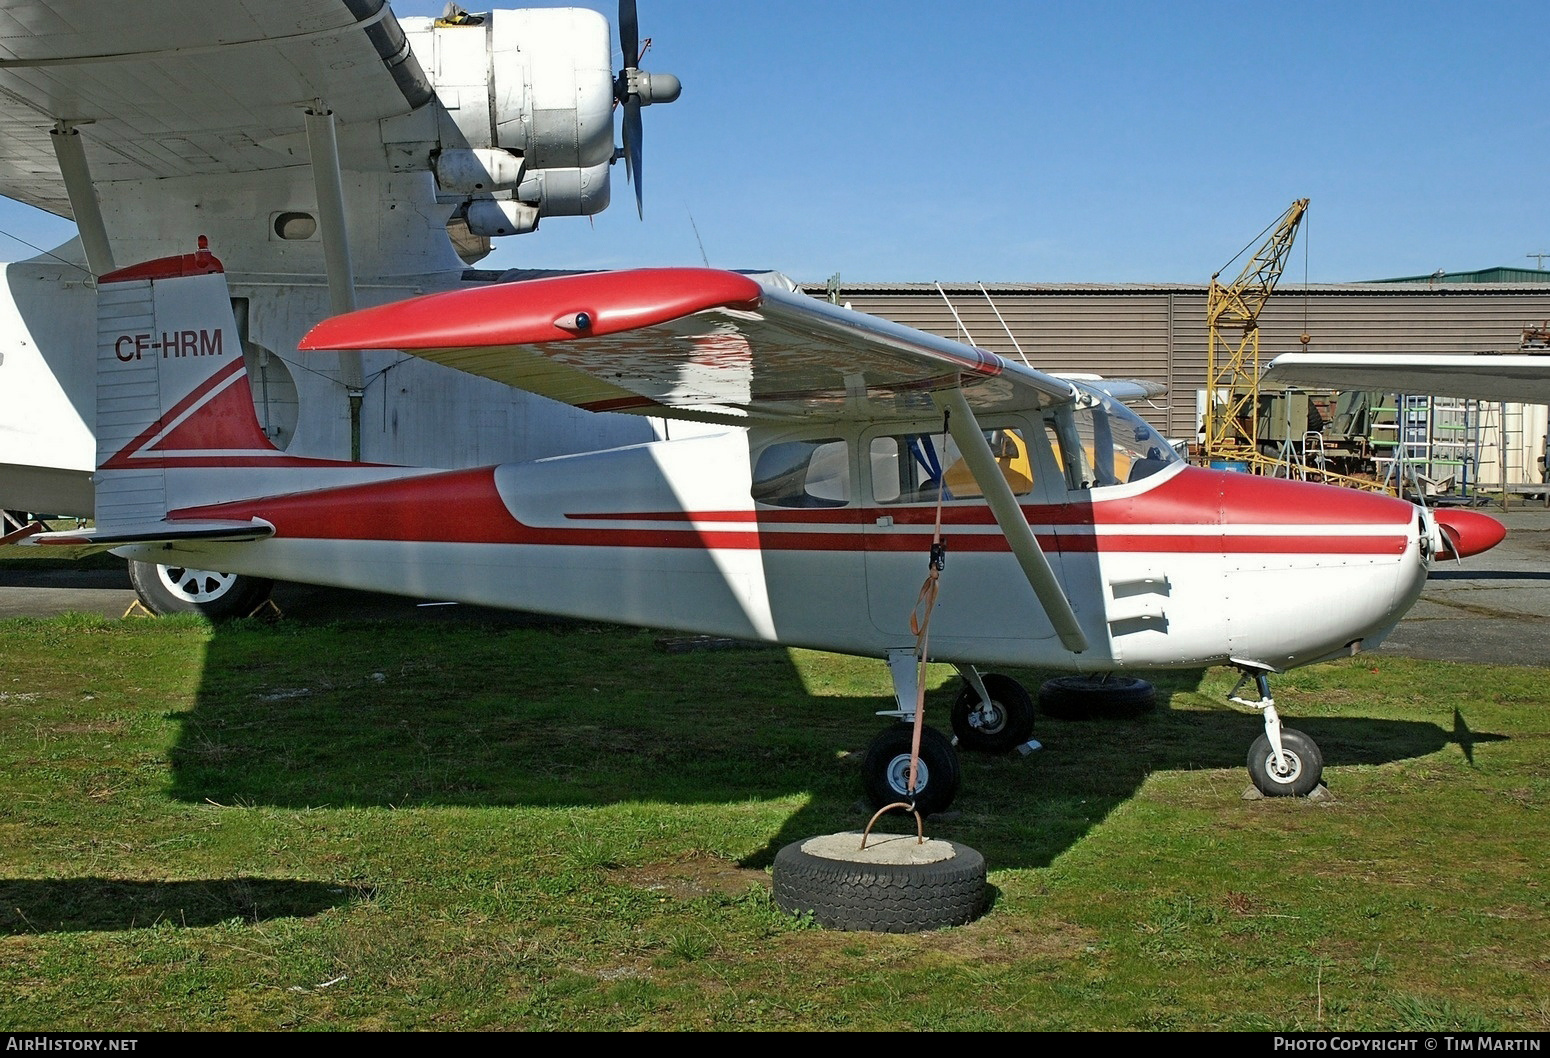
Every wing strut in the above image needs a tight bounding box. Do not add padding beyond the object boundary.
[933,387,1088,654]
[303,104,366,461]
[48,121,114,276]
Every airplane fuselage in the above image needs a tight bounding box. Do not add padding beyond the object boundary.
[119,416,1436,675]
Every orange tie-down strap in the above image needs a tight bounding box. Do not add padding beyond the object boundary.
[902,458,949,801]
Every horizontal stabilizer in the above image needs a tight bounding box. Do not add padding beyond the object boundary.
[1,519,274,560]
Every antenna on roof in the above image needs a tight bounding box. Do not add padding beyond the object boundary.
[979,283,1032,368]
[935,283,977,346]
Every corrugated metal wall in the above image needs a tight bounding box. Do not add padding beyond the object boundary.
[810,283,1550,445]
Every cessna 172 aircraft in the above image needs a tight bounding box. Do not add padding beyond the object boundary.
[5,241,1508,814]
[0,0,680,615]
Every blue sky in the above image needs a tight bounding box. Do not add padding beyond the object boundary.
[2,0,1546,284]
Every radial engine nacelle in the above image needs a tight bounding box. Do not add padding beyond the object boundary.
[409,8,622,222]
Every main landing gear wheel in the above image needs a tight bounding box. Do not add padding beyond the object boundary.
[861,724,961,817]
[1037,673,1157,720]
[127,559,273,621]
[772,833,988,933]
[1247,728,1324,798]
[950,673,1035,753]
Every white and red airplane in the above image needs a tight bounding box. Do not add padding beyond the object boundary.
[4,240,1508,814]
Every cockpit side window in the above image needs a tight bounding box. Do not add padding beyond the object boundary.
[751,438,850,507]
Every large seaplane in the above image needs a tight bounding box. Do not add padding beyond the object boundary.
[0,0,681,616]
[5,240,1507,814]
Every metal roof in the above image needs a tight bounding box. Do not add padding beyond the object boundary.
[800,280,1550,297]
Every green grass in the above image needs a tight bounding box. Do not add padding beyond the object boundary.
[1,611,1546,1030]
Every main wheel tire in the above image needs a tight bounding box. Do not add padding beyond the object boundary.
[950,673,1036,753]
[772,835,988,933]
[127,559,273,621]
[1037,674,1157,720]
[1247,728,1324,798]
[861,724,961,817]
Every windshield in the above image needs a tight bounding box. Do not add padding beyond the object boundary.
[1045,385,1177,489]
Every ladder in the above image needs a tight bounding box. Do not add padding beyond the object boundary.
[1300,431,1328,482]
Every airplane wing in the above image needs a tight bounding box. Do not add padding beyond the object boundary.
[301,265,1104,653]
[299,267,1097,425]
[0,0,429,218]
[1262,352,1550,406]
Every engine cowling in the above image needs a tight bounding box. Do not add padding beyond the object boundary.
[410,8,616,220]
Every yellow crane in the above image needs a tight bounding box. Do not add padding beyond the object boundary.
[1202,200,1395,493]
[1202,198,1309,471]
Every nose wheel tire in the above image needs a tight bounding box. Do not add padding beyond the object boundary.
[950,673,1035,753]
[861,724,961,817]
[1247,728,1324,798]
[127,559,273,621]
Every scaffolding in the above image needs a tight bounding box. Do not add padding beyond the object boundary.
[1372,395,1480,500]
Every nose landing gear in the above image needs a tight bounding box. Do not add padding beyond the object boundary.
[1230,667,1326,798]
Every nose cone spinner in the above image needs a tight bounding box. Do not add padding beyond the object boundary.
[1432,508,1507,560]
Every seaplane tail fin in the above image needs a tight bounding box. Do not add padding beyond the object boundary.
[1,240,287,560]
[93,237,285,534]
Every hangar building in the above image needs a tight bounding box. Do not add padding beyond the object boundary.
[804,271,1550,498]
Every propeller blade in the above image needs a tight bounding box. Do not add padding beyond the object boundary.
[619,0,639,67]
[623,97,644,217]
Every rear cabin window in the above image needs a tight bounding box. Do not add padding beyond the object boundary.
[751,438,850,507]
[870,428,1034,504]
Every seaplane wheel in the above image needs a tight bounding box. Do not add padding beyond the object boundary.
[1037,674,1157,720]
[127,559,273,621]
[1247,728,1324,798]
[950,673,1035,753]
[771,834,988,933]
[861,724,961,817]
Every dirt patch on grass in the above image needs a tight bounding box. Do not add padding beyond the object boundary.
[609,853,770,900]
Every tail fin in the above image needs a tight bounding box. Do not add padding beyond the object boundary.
[7,240,430,559]
[93,238,282,531]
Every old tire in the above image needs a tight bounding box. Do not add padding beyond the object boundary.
[861,724,961,817]
[950,673,1036,753]
[1247,728,1324,798]
[772,835,988,933]
[1038,674,1156,720]
[128,559,273,620]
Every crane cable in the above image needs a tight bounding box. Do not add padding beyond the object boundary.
[1301,208,1313,346]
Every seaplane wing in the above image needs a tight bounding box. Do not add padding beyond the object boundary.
[0,0,428,219]
[299,267,1101,425]
[1262,352,1550,406]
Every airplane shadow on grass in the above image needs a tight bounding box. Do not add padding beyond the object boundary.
[0,877,364,934]
[150,602,1508,876]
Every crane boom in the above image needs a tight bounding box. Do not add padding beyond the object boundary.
[1202,199,1309,467]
